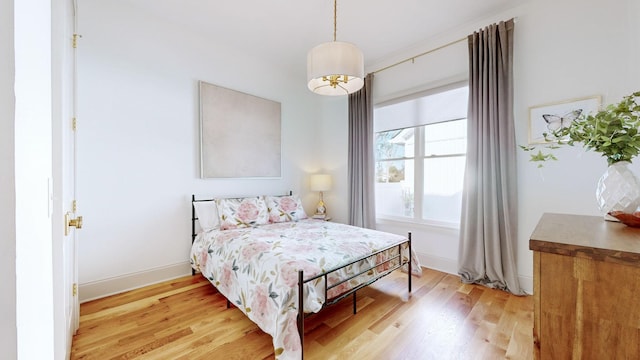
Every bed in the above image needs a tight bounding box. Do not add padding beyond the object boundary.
[190,194,422,359]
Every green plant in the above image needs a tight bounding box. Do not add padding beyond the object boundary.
[522,91,640,167]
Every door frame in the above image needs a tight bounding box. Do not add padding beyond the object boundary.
[52,0,78,358]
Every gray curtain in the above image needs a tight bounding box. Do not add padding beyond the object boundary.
[458,19,524,295]
[348,74,376,229]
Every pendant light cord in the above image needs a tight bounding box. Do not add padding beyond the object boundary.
[333,0,337,42]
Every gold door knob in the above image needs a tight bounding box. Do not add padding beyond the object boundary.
[70,216,83,229]
[65,212,83,236]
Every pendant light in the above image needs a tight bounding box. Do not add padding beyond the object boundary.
[307,0,364,96]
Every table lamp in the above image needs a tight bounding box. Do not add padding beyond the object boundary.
[310,174,332,219]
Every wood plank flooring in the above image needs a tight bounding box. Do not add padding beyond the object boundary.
[71,268,534,360]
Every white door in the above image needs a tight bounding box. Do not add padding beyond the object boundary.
[52,0,80,357]
[64,0,81,338]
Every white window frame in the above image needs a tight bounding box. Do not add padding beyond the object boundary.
[374,83,468,229]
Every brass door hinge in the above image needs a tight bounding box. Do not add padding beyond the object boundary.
[73,33,82,49]
[73,283,77,297]
[72,117,77,131]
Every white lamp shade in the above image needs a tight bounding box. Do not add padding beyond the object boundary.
[310,174,332,192]
[307,41,364,96]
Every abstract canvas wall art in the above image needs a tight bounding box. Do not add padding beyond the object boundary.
[199,81,281,178]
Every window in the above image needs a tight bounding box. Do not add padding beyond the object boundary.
[374,85,468,225]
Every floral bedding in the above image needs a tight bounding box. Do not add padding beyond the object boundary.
[190,219,422,360]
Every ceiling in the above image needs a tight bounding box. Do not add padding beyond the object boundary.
[123,0,526,73]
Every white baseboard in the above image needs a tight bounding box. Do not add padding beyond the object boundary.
[79,262,192,303]
[416,251,534,295]
[416,251,458,276]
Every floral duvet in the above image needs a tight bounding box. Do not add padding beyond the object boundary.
[190,219,422,360]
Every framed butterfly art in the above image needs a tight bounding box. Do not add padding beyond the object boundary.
[528,95,601,144]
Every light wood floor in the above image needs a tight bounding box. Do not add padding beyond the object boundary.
[71,268,534,360]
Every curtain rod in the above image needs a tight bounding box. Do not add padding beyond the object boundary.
[371,17,517,75]
[371,36,467,75]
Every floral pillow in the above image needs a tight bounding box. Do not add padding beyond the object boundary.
[216,196,269,230]
[265,195,308,223]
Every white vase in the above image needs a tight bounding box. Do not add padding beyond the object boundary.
[596,161,640,220]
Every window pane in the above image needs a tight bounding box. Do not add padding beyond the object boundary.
[376,159,406,183]
[375,128,415,160]
[375,159,414,217]
[424,119,466,156]
[422,156,465,223]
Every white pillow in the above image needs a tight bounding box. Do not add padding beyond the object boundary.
[193,200,220,231]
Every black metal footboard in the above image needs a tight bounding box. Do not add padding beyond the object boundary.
[296,232,412,357]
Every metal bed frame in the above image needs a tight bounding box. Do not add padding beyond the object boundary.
[191,194,412,358]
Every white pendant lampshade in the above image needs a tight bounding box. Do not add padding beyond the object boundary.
[306,0,364,96]
[307,41,364,96]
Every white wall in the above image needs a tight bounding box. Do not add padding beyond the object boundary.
[14,0,56,358]
[0,0,17,357]
[321,0,640,294]
[77,0,324,300]
[313,96,350,224]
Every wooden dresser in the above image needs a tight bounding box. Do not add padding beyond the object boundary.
[529,213,640,359]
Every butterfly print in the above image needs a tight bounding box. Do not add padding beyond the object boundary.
[542,109,582,131]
